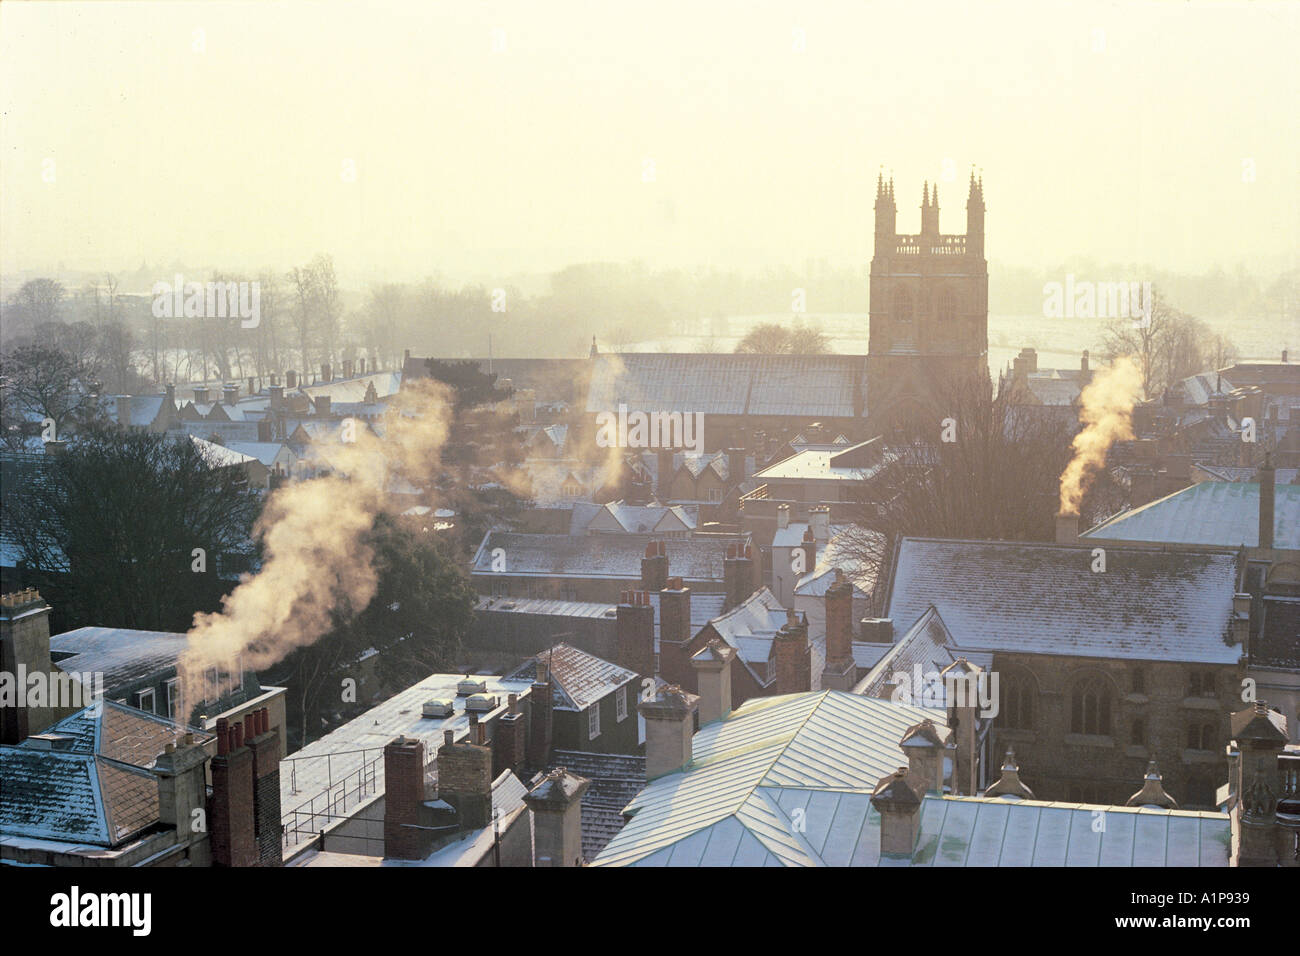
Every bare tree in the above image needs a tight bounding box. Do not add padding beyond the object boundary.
[841,376,1121,610]
[1099,288,1237,399]
[0,340,106,438]
[735,321,830,354]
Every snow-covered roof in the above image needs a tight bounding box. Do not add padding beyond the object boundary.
[754,439,890,483]
[505,642,638,711]
[884,538,1241,665]
[1084,481,1300,551]
[190,435,259,469]
[49,626,190,691]
[471,531,742,583]
[853,607,993,703]
[0,701,212,848]
[703,588,800,683]
[587,353,868,418]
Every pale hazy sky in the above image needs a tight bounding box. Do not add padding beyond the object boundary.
[3,0,1297,286]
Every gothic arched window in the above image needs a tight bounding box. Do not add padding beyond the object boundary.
[937,287,957,322]
[894,287,913,325]
[999,670,1036,730]
[1070,675,1113,736]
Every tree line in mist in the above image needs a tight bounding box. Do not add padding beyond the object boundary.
[1,257,1292,393]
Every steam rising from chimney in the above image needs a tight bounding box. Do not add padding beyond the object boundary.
[177,379,454,721]
[1057,356,1143,516]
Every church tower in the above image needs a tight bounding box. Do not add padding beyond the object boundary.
[866,171,989,432]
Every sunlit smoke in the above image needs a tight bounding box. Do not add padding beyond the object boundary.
[177,378,453,722]
[1057,356,1143,516]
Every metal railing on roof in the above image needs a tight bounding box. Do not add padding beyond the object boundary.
[282,747,386,849]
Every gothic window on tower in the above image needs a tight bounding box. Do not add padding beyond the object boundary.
[893,287,914,346]
[937,287,956,323]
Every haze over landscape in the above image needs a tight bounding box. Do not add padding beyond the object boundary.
[3,0,1297,289]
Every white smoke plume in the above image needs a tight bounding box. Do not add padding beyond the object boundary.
[1058,355,1143,516]
[177,378,454,721]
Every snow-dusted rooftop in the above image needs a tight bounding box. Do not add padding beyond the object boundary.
[883,538,1241,665]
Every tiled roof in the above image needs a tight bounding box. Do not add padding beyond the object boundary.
[548,750,646,860]
[1083,481,1300,551]
[471,531,739,583]
[475,595,618,619]
[884,538,1241,665]
[1192,464,1300,484]
[587,353,868,418]
[1,701,211,848]
[505,643,637,711]
[31,700,213,768]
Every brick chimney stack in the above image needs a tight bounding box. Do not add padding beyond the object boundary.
[820,568,856,691]
[657,448,674,500]
[494,694,527,778]
[773,609,811,695]
[799,527,817,578]
[689,638,735,725]
[776,503,790,530]
[726,447,746,486]
[383,735,433,860]
[527,663,553,771]
[809,505,830,544]
[640,685,699,780]
[1055,511,1079,545]
[640,540,669,592]
[1258,452,1275,550]
[223,383,239,406]
[524,768,591,867]
[722,542,755,611]
[209,716,257,867]
[245,707,282,866]
[656,579,693,688]
[437,730,493,830]
[1130,466,1156,508]
[616,590,656,682]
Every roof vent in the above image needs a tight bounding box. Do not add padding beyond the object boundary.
[421,699,455,719]
[465,693,498,713]
[457,677,488,696]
